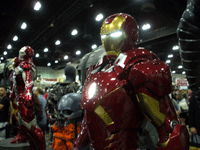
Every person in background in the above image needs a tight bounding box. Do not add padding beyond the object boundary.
[34,87,47,134]
[0,86,10,140]
[177,91,188,125]
[44,87,48,100]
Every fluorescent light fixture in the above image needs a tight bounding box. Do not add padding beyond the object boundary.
[64,55,69,60]
[21,22,27,29]
[1,57,3,60]
[3,51,7,55]
[172,45,179,50]
[35,53,39,57]
[44,48,48,52]
[71,29,78,36]
[168,54,173,58]
[178,65,183,69]
[166,60,171,63]
[110,31,122,38]
[55,40,61,45]
[7,44,12,49]
[55,60,58,63]
[47,63,51,66]
[13,35,18,41]
[91,44,97,50]
[172,71,176,74]
[34,1,41,11]
[76,50,81,55]
[95,13,104,21]
[142,23,151,30]
[182,71,186,74]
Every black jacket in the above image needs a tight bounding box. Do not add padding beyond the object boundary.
[188,91,200,135]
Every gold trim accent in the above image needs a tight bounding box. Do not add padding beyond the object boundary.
[104,143,112,149]
[94,105,114,125]
[158,134,171,148]
[136,93,166,127]
[101,16,125,35]
[104,134,114,141]
[106,51,119,56]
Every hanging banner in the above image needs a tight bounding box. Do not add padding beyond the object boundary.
[176,79,188,86]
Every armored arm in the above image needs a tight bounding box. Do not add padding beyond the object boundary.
[177,0,200,91]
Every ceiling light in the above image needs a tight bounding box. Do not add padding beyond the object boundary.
[3,51,7,55]
[142,23,151,30]
[76,50,81,55]
[13,35,18,41]
[7,44,12,49]
[172,45,179,50]
[55,40,61,45]
[1,57,3,60]
[55,60,58,63]
[35,53,39,57]
[64,55,69,60]
[71,29,78,36]
[166,60,171,63]
[168,54,173,58]
[34,1,41,11]
[182,71,186,74]
[44,48,48,52]
[110,31,122,38]
[47,63,51,66]
[178,65,183,69]
[95,13,104,21]
[21,22,27,29]
[91,44,97,50]
[172,71,176,74]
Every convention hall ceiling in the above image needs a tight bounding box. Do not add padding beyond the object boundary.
[0,0,187,73]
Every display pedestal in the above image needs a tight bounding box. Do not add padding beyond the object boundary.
[0,138,29,150]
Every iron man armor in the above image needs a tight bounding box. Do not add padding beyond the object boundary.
[73,13,189,149]
[9,46,46,150]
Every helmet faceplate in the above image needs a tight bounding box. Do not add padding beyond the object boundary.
[19,46,34,61]
[100,13,139,55]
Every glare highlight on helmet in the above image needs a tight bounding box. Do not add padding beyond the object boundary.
[13,35,18,41]
[88,82,97,99]
[95,13,104,21]
[101,35,106,39]
[142,23,151,30]
[34,1,41,11]
[7,44,12,49]
[21,22,27,29]
[91,44,97,50]
[110,31,122,38]
[71,29,78,36]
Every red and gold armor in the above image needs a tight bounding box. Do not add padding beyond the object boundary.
[9,46,46,150]
[73,13,189,149]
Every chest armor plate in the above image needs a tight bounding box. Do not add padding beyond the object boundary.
[81,65,143,145]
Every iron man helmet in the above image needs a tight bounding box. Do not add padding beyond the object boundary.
[100,13,139,55]
[19,46,34,60]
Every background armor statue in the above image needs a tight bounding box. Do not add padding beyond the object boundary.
[9,46,46,150]
[73,13,189,150]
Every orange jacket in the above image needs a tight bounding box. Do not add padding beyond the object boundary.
[51,123,81,150]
